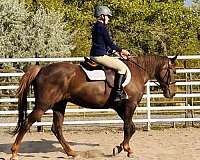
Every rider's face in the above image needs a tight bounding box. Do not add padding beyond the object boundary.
[104,15,109,24]
[99,15,109,24]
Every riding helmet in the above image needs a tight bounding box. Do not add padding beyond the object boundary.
[94,5,112,17]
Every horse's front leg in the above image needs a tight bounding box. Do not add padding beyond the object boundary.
[113,102,136,157]
[121,119,135,157]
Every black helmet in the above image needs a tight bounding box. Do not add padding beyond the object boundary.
[94,6,112,17]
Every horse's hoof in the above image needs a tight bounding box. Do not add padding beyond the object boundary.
[127,151,134,158]
[113,146,123,156]
[10,157,18,160]
[67,150,76,157]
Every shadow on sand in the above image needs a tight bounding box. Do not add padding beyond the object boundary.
[0,138,100,154]
[0,139,113,159]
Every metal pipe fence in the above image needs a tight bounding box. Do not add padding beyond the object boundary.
[0,56,200,130]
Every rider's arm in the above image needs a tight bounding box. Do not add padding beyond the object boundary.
[101,26,130,57]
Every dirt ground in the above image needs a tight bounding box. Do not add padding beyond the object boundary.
[1,126,200,160]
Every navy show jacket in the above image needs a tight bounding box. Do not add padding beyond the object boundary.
[90,21,122,56]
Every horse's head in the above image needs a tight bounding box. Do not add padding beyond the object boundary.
[155,55,177,98]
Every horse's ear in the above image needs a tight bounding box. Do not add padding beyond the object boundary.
[170,55,178,64]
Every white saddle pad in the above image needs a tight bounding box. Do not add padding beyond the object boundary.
[80,64,131,87]
[80,65,106,80]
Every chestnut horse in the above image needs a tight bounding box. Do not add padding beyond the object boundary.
[11,55,177,159]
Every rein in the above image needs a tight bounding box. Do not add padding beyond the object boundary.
[125,56,162,88]
[126,57,146,71]
[125,56,175,89]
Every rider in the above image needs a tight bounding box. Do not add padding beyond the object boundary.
[90,5,130,103]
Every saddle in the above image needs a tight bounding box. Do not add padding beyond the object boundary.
[80,57,115,87]
[80,57,131,88]
[80,57,102,70]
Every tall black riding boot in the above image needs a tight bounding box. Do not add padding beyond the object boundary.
[113,73,126,103]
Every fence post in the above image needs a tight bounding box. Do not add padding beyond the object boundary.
[146,81,151,131]
[190,72,195,127]
[35,53,43,132]
[184,60,194,127]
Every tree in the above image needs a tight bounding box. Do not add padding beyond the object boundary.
[21,6,74,58]
[1,0,200,57]
[61,0,200,55]
[0,0,28,58]
[0,0,73,58]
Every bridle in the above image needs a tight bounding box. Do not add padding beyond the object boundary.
[155,59,176,90]
[125,56,176,90]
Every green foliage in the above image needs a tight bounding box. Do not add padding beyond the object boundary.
[1,0,200,57]
[60,0,200,56]
[21,6,73,58]
[0,0,73,58]
[0,0,28,58]
[107,0,200,55]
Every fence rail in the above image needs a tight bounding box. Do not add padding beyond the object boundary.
[1,56,200,130]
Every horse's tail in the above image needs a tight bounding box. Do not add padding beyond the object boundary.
[12,65,42,135]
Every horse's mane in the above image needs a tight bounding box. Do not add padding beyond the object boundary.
[126,55,168,78]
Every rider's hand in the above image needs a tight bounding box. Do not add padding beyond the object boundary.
[120,49,130,59]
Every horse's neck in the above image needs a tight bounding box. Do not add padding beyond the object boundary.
[134,56,162,82]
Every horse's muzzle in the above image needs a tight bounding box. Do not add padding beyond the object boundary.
[163,86,176,98]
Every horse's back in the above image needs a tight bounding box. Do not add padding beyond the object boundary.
[34,62,80,105]
[40,62,78,74]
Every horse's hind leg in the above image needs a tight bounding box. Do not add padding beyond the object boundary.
[51,101,76,157]
[11,108,45,160]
